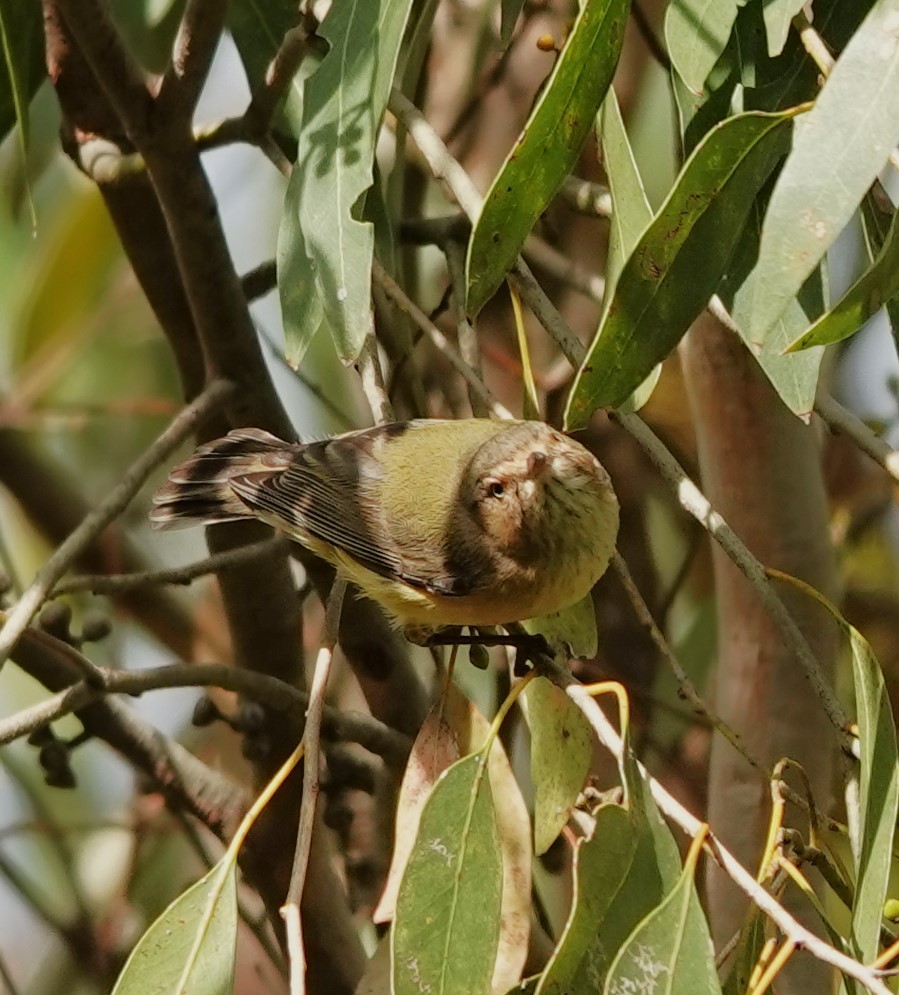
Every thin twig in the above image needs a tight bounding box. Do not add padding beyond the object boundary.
[157,0,227,120]
[282,578,347,995]
[612,551,764,775]
[372,259,513,419]
[551,666,892,995]
[445,242,488,417]
[815,393,899,484]
[52,538,286,596]
[611,409,851,742]
[0,379,235,672]
[357,334,395,424]
[560,176,612,217]
[1,645,410,763]
[509,259,584,367]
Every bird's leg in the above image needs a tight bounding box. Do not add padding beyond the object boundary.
[425,626,553,672]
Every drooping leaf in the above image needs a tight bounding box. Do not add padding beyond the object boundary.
[860,191,899,347]
[539,801,684,994]
[392,753,503,995]
[717,184,825,418]
[500,0,528,46]
[0,0,44,146]
[465,0,630,314]
[746,0,899,345]
[112,863,237,995]
[761,0,806,57]
[564,110,794,427]
[373,704,460,924]
[524,677,593,855]
[277,0,414,366]
[523,593,598,659]
[721,910,766,995]
[599,87,660,412]
[847,623,899,962]
[600,88,651,294]
[227,0,306,138]
[786,195,899,352]
[664,0,740,96]
[602,839,721,995]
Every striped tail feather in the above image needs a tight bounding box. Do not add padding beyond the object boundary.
[150,428,291,530]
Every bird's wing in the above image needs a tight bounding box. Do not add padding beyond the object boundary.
[228,426,461,593]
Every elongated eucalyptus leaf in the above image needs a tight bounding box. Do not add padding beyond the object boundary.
[664,0,740,96]
[847,623,899,961]
[112,863,237,995]
[761,0,806,57]
[787,197,899,352]
[718,186,825,418]
[392,753,503,995]
[602,845,721,995]
[228,0,305,137]
[278,0,414,366]
[524,677,592,855]
[465,0,630,314]
[564,110,794,427]
[0,0,43,146]
[747,0,899,345]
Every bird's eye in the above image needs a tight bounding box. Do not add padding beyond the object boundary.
[488,481,505,498]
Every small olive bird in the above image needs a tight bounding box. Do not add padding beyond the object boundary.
[151,419,620,638]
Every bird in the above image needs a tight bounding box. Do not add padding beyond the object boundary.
[150,419,619,639]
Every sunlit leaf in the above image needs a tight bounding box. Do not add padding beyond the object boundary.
[524,593,598,660]
[847,623,899,961]
[786,196,899,352]
[761,0,806,57]
[600,88,651,295]
[278,0,414,366]
[602,839,721,995]
[664,0,740,96]
[721,910,766,995]
[373,704,460,924]
[746,0,899,345]
[717,186,825,417]
[524,677,592,855]
[465,0,630,314]
[112,863,237,995]
[564,110,794,427]
[392,754,502,995]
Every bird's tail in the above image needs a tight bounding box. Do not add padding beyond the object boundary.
[150,428,290,530]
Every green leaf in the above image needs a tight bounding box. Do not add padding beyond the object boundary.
[718,186,825,417]
[600,88,651,293]
[664,0,740,96]
[392,753,503,995]
[465,0,630,315]
[860,192,899,347]
[538,773,681,993]
[524,677,593,855]
[500,0,527,46]
[564,110,794,427]
[848,623,899,962]
[227,0,306,137]
[599,87,659,412]
[0,0,43,146]
[746,0,899,345]
[112,863,237,995]
[523,593,598,660]
[721,910,766,995]
[762,0,806,57]
[786,197,899,352]
[602,840,722,995]
[277,0,415,366]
